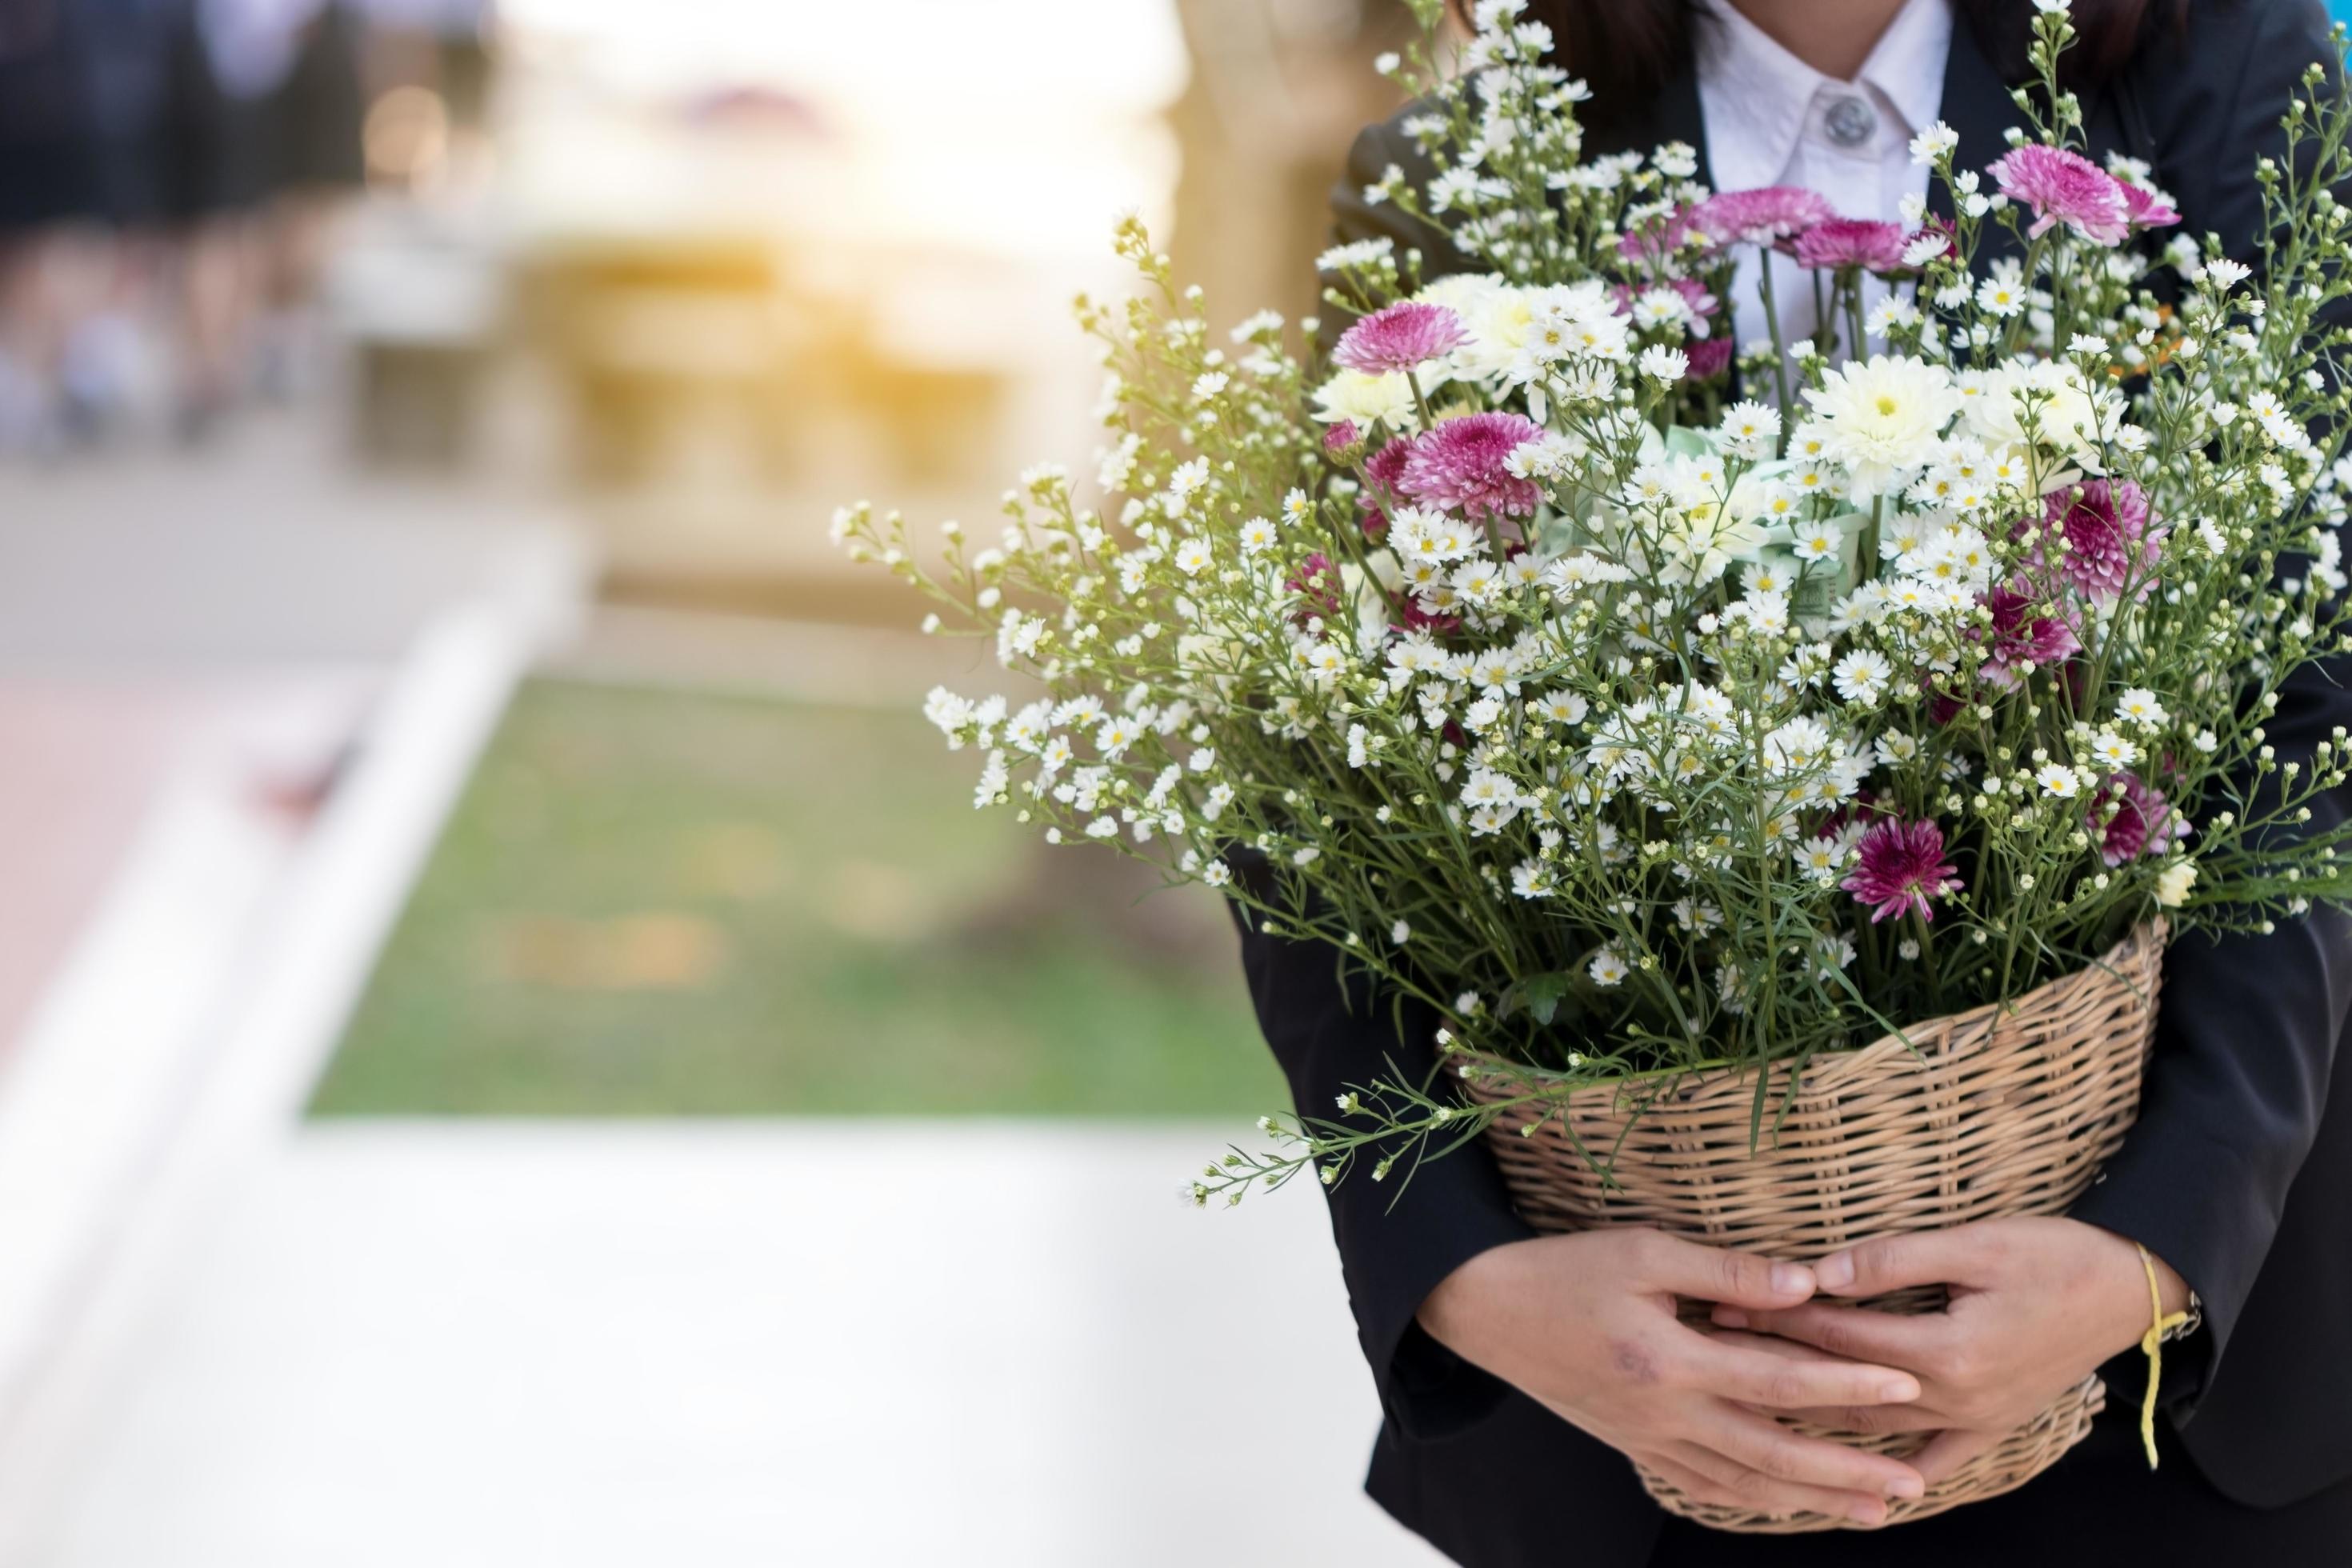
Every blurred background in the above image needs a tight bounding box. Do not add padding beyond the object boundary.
[0,0,1446,1562]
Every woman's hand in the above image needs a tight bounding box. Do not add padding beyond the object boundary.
[1710,1218,2192,1484]
[1418,1228,1928,1525]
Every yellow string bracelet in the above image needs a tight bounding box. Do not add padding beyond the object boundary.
[2137,1243,2191,1470]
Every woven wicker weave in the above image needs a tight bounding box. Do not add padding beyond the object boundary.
[1462,922,2165,1532]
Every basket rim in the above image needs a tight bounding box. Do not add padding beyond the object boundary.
[1462,918,2167,1101]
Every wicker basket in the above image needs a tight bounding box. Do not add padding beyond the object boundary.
[1462,922,2165,1532]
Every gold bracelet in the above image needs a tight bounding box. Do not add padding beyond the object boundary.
[2137,1243,2192,1470]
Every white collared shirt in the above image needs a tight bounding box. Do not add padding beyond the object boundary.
[1695,0,1954,366]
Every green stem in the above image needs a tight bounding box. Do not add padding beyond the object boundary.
[1757,258,1794,437]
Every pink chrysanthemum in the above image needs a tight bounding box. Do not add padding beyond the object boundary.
[1842,817,1966,925]
[1989,145,2130,245]
[1792,218,1908,273]
[2088,772,2189,869]
[1400,412,1543,521]
[1322,420,1360,458]
[1689,186,1834,248]
[1286,552,1344,626]
[2118,179,2180,231]
[1976,578,2084,689]
[1675,277,1722,321]
[2034,479,2163,603]
[1332,301,1469,375]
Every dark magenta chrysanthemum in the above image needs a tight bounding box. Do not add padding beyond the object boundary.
[1285,551,1345,626]
[1394,596,1460,636]
[1362,433,1410,494]
[1841,816,1964,925]
[1399,412,1543,522]
[1358,434,1412,538]
[2034,479,2162,603]
[1686,335,1735,381]
[1331,301,1469,375]
[2089,772,2189,868]
[1976,577,2084,689]
[1903,218,1956,266]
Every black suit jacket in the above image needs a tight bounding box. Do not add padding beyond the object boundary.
[1235,4,2352,1562]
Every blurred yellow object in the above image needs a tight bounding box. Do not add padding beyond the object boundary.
[486,911,733,991]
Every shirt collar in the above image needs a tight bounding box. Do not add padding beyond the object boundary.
[1696,0,1952,193]
[1866,0,1955,142]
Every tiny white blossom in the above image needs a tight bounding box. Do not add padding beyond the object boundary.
[2089,730,2141,768]
[1511,859,1558,899]
[1832,650,1894,705]
[2114,688,2169,730]
[2036,763,2082,798]
[1638,344,1688,382]
[1909,120,1960,164]
[2196,258,2252,291]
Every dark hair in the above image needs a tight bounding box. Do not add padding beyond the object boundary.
[1467,2,2187,130]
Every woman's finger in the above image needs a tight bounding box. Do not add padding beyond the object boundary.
[1655,1440,1894,1527]
[1910,1425,2006,1487]
[1709,1301,1956,1370]
[1624,1230,1818,1310]
[1809,1228,2002,1298]
[1672,1326,1921,1409]
[1696,1330,1954,1430]
[1687,1398,1926,1501]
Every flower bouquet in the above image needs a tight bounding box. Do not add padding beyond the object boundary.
[836,0,2352,1530]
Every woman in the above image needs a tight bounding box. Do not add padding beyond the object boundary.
[0,0,105,450]
[1235,1,2352,1562]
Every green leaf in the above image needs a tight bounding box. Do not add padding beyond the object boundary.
[1501,970,1578,1026]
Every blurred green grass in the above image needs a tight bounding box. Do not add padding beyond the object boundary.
[310,678,1280,1116]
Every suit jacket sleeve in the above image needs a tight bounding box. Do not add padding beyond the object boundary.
[2069,0,2352,1413]
[1228,871,1536,1438]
